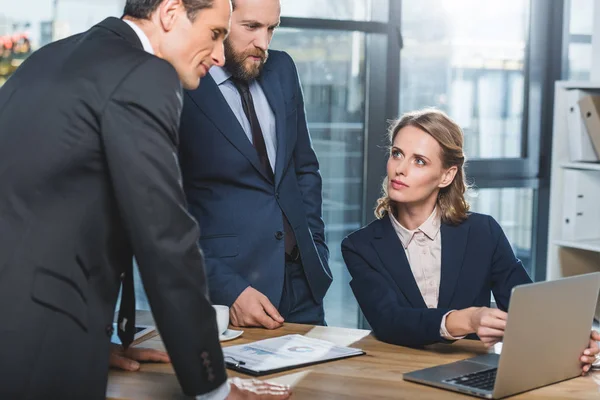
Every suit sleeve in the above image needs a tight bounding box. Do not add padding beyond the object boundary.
[287,54,329,266]
[100,57,227,396]
[342,235,452,347]
[487,216,532,311]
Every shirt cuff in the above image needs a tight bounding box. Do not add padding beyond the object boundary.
[196,381,230,400]
[440,310,467,340]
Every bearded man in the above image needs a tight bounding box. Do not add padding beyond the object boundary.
[179,0,331,329]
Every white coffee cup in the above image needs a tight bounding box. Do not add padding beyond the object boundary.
[212,305,230,335]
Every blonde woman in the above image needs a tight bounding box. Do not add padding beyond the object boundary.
[341,109,599,372]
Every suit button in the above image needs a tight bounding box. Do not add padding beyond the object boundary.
[275,231,284,240]
[275,192,280,199]
[106,325,114,337]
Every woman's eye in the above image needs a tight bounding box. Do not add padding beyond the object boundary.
[415,158,426,166]
[391,149,401,158]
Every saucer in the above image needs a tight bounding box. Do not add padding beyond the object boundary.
[220,329,244,342]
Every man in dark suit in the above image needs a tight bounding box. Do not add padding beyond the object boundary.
[180,0,332,329]
[0,0,290,399]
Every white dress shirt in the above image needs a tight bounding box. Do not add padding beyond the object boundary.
[122,19,154,54]
[122,18,230,400]
[389,209,465,340]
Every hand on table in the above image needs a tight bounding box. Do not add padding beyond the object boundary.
[230,287,284,329]
[226,377,291,399]
[109,343,170,371]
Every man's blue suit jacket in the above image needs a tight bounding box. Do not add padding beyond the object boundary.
[341,212,532,347]
[179,50,332,308]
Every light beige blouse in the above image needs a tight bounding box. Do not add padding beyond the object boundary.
[389,209,464,340]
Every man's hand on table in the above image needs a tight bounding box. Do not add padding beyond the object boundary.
[230,287,284,330]
[109,343,170,371]
[226,377,291,399]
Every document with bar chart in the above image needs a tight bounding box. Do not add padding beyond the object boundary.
[223,334,365,376]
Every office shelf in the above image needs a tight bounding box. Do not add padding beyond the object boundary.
[547,81,600,320]
[553,239,600,253]
[560,162,600,171]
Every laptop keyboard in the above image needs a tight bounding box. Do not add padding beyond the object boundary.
[443,368,497,392]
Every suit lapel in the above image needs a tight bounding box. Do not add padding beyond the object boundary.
[258,66,287,188]
[437,222,470,308]
[371,217,427,308]
[186,75,271,182]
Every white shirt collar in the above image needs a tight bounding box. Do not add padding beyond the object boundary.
[209,66,231,85]
[122,19,154,55]
[389,207,441,248]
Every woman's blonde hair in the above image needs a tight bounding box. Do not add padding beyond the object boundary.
[374,108,470,225]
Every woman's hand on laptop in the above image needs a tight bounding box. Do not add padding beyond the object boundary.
[468,308,507,348]
[580,330,600,374]
[446,307,507,347]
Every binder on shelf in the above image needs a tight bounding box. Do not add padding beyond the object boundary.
[561,169,600,241]
[567,90,599,162]
[578,94,600,159]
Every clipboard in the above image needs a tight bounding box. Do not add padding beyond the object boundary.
[222,334,366,376]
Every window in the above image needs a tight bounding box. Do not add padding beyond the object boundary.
[271,28,368,328]
[400,0,529,159]
[568,42,592,81]
[569,0,593,35]
[564,0,593,80]
[470,188,534,276]
[0,0,124,87]
[280,0,389,22]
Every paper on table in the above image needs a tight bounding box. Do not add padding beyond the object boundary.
[222,334,364,374]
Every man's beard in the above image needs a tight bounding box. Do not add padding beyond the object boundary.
[224,39,268,81]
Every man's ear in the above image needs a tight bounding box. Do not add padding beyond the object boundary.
[157,0,183,32]
[439,166,458,189]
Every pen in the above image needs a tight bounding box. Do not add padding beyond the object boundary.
[224,356,246,368]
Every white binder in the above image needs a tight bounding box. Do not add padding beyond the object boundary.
[561,169,600,241]
[566,89,599,162]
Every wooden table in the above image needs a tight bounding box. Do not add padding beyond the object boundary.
[107,313,600,399]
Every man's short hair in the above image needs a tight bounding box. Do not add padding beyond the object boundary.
[124,0,214,21]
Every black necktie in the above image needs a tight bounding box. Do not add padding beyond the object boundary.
[231,78,297,256]
[117,262,135,348]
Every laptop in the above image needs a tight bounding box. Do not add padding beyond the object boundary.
[403,272,600,399]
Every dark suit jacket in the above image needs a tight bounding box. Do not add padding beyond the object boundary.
[0,17,225,399]
[341,212,532,347]
[179,50,332,307]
